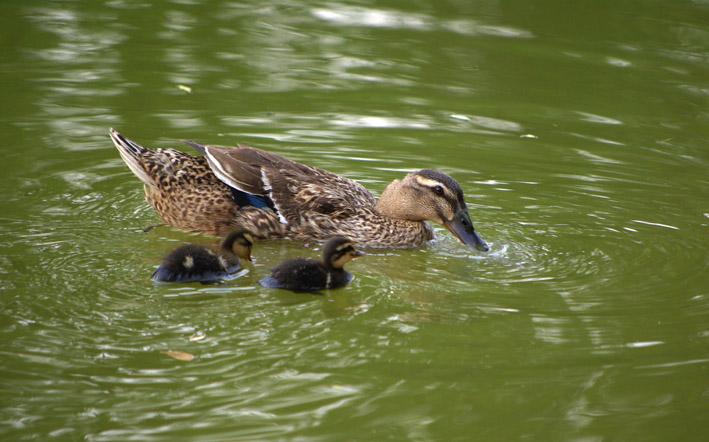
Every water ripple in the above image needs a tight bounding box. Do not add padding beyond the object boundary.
[2,0,708,440]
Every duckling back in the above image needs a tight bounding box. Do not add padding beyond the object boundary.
[259,238,362,292]
[152,244,243,283]
[259,258,352,292]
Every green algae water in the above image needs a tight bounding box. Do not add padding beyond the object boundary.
[1,1,708,440]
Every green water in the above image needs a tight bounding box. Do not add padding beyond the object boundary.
[1,0,708,440]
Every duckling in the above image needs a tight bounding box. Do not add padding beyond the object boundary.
[259,237,365,292]
[152,230,254,283]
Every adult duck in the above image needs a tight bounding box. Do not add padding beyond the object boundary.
[110,129,488,251]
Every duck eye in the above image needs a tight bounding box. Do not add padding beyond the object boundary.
[433,185,444,195]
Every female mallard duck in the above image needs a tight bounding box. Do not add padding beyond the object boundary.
[110,129,488,251]
[259,237,365,292]
[152,229,254,283]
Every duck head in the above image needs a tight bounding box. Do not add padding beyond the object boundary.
[323,237,366,269]
[221,229,254,261]
[376,170,489,252]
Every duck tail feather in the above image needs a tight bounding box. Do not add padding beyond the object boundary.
[110,128,156,188]
[181,140,207,156]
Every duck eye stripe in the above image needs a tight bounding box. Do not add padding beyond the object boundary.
[414,176,444,188]
[414,176,453,196]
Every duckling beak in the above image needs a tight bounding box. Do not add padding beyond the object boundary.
[444,208,489,252]
[352,250,366,259]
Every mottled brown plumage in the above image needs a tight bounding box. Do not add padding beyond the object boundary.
[110,129,488,250]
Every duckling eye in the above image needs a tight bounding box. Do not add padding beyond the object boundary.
[433,185,444,195]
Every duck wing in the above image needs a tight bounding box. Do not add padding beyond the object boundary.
[183,141,377,225]
[267,167,375,222]
[182,141,275,195]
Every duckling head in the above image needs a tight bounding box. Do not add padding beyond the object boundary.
[322,237,365,270]
[220,229,254,261]
[376,170,489,252]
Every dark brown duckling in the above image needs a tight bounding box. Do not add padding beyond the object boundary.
[152,230,254,283]
[259,237,365,292]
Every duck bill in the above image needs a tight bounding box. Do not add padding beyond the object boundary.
[352,251,366,259]
[444,209,489,252]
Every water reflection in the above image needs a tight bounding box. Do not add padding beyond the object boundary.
[311,4,533,39]
[3,0,709,440]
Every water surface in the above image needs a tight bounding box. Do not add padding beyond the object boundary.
[1,1,708,441]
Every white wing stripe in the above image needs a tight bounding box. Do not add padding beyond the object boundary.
[261,169,288,225]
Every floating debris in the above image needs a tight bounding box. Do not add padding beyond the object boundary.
[189,333,206,342]
[162,350,195,361]
[177,84,193,93]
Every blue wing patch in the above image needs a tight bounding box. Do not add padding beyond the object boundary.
[230,187,275,210]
